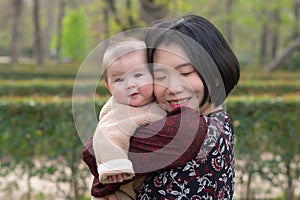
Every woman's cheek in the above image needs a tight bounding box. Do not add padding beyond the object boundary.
[153,83,165,101]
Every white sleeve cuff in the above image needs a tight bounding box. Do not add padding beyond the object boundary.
[97,159,135,184]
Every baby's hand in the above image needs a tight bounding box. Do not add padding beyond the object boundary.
[108,173,127,183]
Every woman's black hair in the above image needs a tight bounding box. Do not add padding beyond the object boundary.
[145,14,240,106]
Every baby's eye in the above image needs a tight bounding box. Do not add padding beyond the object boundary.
[135,73,143,78]
[115,77,124,82]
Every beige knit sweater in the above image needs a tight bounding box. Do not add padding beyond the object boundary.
[93,97,166,184]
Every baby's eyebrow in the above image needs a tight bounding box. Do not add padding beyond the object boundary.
[111,72,124,78]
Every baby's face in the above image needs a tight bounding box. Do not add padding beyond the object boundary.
[106,50,154,107]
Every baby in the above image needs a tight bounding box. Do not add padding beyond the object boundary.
[92,36,166,199]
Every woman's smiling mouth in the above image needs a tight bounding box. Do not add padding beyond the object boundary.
[169,98,190,108]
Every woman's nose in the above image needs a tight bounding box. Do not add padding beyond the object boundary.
[166,77,184,94]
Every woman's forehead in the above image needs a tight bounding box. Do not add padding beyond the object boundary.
[154,43,189,60]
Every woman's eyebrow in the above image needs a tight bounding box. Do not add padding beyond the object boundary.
[153,62,192,72]
[174,62,193,70]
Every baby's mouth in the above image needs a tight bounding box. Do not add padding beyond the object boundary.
[129,92,139,98]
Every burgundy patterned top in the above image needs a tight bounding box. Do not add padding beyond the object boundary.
[82,106,235,199]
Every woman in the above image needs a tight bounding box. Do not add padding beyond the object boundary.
[83,14,240,199]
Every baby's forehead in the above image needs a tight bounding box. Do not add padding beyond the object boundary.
[108,49,147,67]
[104,50,147,73]
[117,49,147,61]
[106,52,149,73]
[103,39,146,66]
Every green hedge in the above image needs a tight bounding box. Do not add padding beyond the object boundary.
[0,63,78,80]
[0,63,98,80]
[231,81,300,96]
[228,97,300,199]
[0,98,106,199]
[240,71,300,81]
[0,97,299,199]
[1,79,300,97]
[0,79,109,97]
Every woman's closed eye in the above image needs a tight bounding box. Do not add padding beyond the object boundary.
[154,72,167,81]
[178,64,197,77]
[181,71,195,77]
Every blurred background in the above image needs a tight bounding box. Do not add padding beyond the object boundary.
[0,0,299,200]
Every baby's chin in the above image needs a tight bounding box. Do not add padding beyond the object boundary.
[128,98,148,107]
[129,95,155,107]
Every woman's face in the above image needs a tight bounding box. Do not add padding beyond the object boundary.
[152,42,205,112]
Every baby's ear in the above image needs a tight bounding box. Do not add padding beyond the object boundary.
[105,83,111,92]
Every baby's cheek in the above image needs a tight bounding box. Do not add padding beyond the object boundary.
[142,82,154,93]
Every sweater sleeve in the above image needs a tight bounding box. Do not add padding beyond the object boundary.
[93,98,166,183]
[82,106,207,197]
[129,106,207,175]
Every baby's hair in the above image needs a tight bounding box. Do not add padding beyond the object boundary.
[102,36,146,72]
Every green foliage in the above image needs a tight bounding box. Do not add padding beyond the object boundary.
[280,50,300,71]
[62,7,89,61]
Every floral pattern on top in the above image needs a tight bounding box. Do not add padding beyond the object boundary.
[137,110,235,200]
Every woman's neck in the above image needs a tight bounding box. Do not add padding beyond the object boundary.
[200,103,223,115]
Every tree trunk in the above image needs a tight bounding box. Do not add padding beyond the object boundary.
[105,0,127,30]
[139,0,167,24]
[10,0,23,64]
[264,37,300,72]
[56,0,66,62]
[172,0,178,15]
[270,9,281,58]
[44,0,54,60]
[102,4,109,38]
[292,0,300,38]
[285,160,295,200]
[245,170,253,200]
[126,0,135,28]
[33,0,43,66]
[259,20,268,65]
[225,0,233,46]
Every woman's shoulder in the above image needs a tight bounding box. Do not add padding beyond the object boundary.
[206,108,231,123]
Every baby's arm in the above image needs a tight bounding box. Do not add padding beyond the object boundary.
[93,99,165,184]
[93,97,135,184]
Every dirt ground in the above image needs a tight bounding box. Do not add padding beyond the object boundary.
[1,167,299,200]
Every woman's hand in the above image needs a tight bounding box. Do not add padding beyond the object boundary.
[92,193,118,200]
